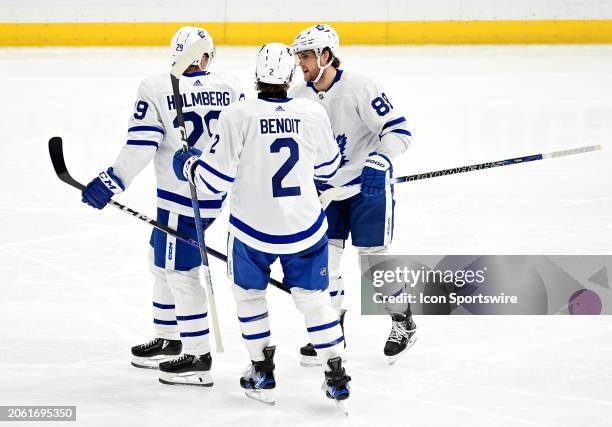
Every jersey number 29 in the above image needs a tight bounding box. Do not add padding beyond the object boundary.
[172,110,221,147]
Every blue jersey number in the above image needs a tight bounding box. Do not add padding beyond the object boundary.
[270,137,301,198]
[203,110,222,153]
[134,100,149,119]
[371,93,393,116]
[173,109,221,147]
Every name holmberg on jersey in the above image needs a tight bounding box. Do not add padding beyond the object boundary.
[110,71,244,218]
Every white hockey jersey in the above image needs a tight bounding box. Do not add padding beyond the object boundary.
[112,70,244,218]
[192,96,340,254]
[289,69,412,200]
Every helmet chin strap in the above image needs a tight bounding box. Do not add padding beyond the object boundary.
[313,52,334,84]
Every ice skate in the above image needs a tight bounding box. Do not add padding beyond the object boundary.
[241,346,276,406]
[300,309,346,367]
[323,356,351,416]
[158,353,213,386]
[131,338,182,369]
[384,312,417,365]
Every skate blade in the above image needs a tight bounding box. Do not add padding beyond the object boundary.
[301,355,347,367]
[158,371,213,387]
[245,389,275,406]
[131,355,177,370]
[335,400,349,416]
[387,336,417,365]
[300,355,322,367]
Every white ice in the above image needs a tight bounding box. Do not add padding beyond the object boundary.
[1,45,611,426]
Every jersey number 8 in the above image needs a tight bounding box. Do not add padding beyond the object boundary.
[371,93,394,117]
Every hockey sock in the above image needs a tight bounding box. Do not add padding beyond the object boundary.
[166,267,211,355]
[328,239,345,315]
[292,288,345,367]
[150,253,179,340]
[232,284,271,362]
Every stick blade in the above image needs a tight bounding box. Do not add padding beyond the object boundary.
[48,136,66,176]
[170,38,213,78]
[48,136,85,190]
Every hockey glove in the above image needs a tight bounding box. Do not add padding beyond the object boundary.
[360,153,392,197]
[81,167,125,209]
[173,147,202,183]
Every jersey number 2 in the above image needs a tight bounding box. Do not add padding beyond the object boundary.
[270,138,301,198]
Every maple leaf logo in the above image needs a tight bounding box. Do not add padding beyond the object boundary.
[336,134,349,168]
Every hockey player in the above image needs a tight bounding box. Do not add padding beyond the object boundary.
[80,26,244,386]
[291,24,417,365]
[172,43,351,411]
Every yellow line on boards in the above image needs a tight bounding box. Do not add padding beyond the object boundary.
[1,20,611,46]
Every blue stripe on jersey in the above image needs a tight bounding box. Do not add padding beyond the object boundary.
[198,160,235,183]
[127,140,159,148]
[180,329,209,337]
[154,319,178,325]
[229,209,325,244]
[307,319,340,333]
[197,174,223,194]
[313,336,345,349]
[314,168,338,179]
[238,312,269,323]
[389,129,412,137]
[314,152,340,169]
[176,313,208,321]
[318,176,361,192]
[381,117,407,132]
[258,97,292,103]
[184,71,210,77]
[153,302,175,309]
[344,176,361,186]
[156,189,225,209]
[242,331,271,340]
[128,125,165,135]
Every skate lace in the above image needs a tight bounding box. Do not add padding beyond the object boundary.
[141,338,160,348]
[173,353,191,363]
[388,321,409,343]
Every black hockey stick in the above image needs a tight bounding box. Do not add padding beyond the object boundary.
[48,136,289,294]
[319,144,602,206]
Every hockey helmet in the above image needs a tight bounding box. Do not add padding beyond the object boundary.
[170,26,216,68]
[255,42,296,85]
[292,24,340,58]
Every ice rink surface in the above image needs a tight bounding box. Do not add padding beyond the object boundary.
[1,45,612,426]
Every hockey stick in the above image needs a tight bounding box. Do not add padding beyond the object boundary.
[319,144,602,207]
[47,137,289,295]
[170,38,224,352]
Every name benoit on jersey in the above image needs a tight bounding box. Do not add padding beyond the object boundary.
[259,118,301,134]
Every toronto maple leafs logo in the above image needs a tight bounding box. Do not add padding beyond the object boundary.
[336,134,349,167]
